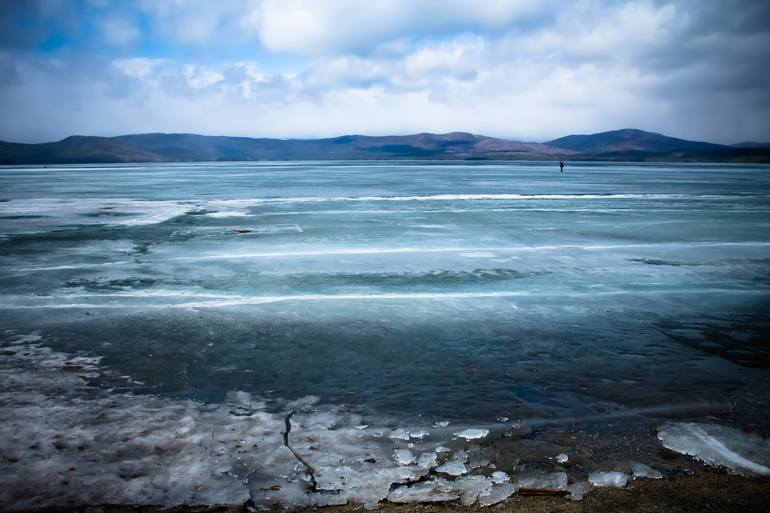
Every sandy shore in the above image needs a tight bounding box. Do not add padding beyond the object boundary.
[18,470,770,513]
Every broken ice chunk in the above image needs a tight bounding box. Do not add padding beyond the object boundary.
[389,428,411,440]
[436,459,468,476]
[343,466,428,509]
[631,462,663,480]
[567,481,593,501]
[657,422,770,476]
[434,420,450,428]
[516,472,568,492]
[387,480,461,503]
[453,428,489,440]
[490,470,509,483]
[417,452,438,469]
[451,475,494,506]
[410,430,429,439]
[394,448,415,466]
[477,482,518,506]
[555,453,569,464]
[588,471,628,488]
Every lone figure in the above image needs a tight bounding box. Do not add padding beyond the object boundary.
[559,161,565,173]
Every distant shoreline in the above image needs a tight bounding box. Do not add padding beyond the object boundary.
[2,129,769,164]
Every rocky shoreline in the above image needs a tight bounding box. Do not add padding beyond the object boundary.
[12,471,770,513]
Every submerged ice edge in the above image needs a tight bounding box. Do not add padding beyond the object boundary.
[2,333,769,511]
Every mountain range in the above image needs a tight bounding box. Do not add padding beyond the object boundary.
[1,128,769,164]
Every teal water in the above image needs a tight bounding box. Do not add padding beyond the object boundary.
[1,161,769,425]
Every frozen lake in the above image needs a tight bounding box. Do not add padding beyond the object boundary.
[2,161,770,508]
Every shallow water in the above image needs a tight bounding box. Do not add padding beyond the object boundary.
[1,161,770,508]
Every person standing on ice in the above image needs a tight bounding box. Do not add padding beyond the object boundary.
[559,161,565,173]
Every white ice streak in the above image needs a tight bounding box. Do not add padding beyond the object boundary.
[0,198,191,226]
[197,193,761,206]
[167,241,770,262]
[0,291,530,310]
[658,423,770,476]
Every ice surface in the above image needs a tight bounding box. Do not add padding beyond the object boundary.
[4,162,770,509]
[588,471,628,488]
[658,423,770,476]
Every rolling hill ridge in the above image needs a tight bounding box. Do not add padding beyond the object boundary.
[1,129,768,164]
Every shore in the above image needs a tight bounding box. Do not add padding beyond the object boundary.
[19,470,770,513]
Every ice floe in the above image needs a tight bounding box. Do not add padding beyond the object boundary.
[658,422,770,476]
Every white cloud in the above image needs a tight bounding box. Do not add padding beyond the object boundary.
[1,1,769,144]
[252,0,554,55]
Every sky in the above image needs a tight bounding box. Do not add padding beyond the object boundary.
[1,0,769,144]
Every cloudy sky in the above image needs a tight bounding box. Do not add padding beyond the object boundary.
[1,0,769,144]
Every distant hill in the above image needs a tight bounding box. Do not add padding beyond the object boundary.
[0,136,167,164]
[1,129,768,164]
[112,132,568,161]
[732,141,770,149]
[545,129,770,163]
[546,128,725,153]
